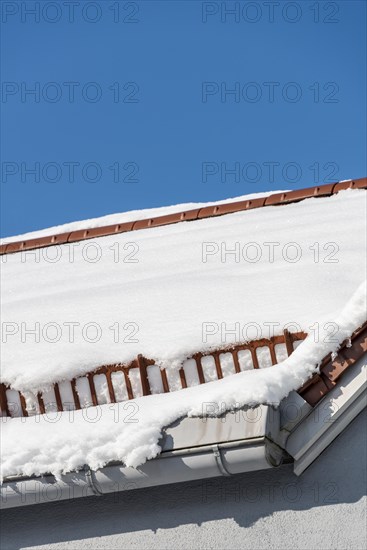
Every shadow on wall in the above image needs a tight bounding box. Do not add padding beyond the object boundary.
[1,410,366,550]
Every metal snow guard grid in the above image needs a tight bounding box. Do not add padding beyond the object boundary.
[0,329,306,417]
[1,322,366,418]
[1,178,366,256]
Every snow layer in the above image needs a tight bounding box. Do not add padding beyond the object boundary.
[1,280,366,480]
[1,189,366,392]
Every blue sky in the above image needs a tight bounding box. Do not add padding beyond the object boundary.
[1,0,366,237]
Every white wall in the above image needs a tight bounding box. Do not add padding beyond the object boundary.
[1,409,366,550]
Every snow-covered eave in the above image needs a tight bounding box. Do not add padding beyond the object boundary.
[1,296,366,508]
[2,346,366,509]
[0,405,284,509]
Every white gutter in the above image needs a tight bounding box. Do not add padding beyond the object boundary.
[1,405,285,509]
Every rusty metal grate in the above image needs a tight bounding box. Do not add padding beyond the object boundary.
[1,323,366,417]
[0,330,307,418]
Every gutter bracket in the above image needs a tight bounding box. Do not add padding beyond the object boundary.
[84,465,103,496]
[212,444,231,477]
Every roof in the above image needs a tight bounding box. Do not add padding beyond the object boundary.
[0,178,366,487]
[2,181,366,390]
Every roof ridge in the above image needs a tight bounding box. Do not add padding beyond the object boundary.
[1,177,366,256]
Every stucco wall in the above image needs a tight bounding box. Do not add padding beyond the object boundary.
[1,409,366,550]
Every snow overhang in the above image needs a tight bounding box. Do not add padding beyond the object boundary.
[0,404,286,509]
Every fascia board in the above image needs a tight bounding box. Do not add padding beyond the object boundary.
[285,355,367,474]
[293,390,366,475]
[160,404,275,452]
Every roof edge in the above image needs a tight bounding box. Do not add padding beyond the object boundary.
[1,177,366,256]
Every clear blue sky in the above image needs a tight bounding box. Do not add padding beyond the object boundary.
[1,0,366,237]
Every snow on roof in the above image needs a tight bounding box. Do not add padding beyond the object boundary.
[1,187,366,480]
[1,281,366,480]
[1,188,366,391]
